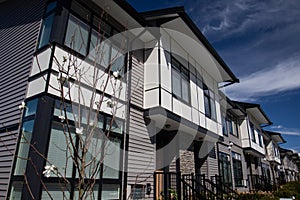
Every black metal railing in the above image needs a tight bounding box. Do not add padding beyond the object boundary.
[248,175,275,191]
[154,172,240,200]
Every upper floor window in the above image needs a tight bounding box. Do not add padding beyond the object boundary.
[222,114,228,136]
[250,123,256,143]
[64,1,126,75]
[258,132,263,147]
[37,1,57,49]
[203,84,216,120]
[171,57,190,104]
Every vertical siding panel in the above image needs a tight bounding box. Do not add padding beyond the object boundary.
[0,0,46,197]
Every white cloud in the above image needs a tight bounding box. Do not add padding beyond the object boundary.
[225,56,300,101]
[268,125,300,136]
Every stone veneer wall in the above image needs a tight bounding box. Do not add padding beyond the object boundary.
[180,150,195,174]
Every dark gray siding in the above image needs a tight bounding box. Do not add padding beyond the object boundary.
[130,56,144,107]
[127,57,155,198]
[0,0,45,198]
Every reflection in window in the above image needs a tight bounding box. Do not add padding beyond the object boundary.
[203,84,216,120]
[73,185,98,199]
[103,138,121,179]
[65,14,89,55]
[24,99,38,117]
[171,58,190,103]
[218,152,232,188]
[106,117,123,134]
[232,152,243,187]
[9,181,23,200]
[14,120,34,175]
[41,183,70,199]
[46,122,75,177]
[38,2,57,49]
[102,184,120,200]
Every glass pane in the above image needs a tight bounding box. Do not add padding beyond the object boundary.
[71,0,90,21]
[106,117,123,134]
[172,70,181,98]
[181,79,189,103]
[204,95,211,118]
[102,138,121,179]
[74,185,99,199]
[82,108,104,129]
[78,133,104,178]
[24,99,38,117]
[38,13,54,49]
[47,123,74,177]
[222,116,228,136]
[9,181,23,200]
[54,101,79,122]
[101,184,120,200]
[171,59,180,72]
[93,16,111,36]
[41,183,70,199]
[14,120,34,175]
[45,1,57,15]
[89,31,111,67]
[65,14,89,55]
[111,46,125,75]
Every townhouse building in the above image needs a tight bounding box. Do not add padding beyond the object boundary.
[0,0,299,199]
[264,131,285,186]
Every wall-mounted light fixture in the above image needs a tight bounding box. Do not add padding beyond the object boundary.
[228,141,233,150]
[146,183,151,195]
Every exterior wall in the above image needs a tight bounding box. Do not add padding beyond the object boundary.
[179,150,195,174]
[0,0,45,198]
[220,135,248,191]
[201,146,218,179]
[144,30,223,137]
[127,56,156,199]
[266,142,281,164]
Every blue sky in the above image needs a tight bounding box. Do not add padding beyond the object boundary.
[127,0,300,152]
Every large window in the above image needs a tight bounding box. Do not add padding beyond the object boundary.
[64,1,126,75]
[218,152,232,187]
[43,100,124,197]
[38,1,57,49]
[171,57,190,104]
[14,99,38,175]
[203,84,216,120]
[250,123,256,143]
[65,14,89,55]
[232,152,243,187]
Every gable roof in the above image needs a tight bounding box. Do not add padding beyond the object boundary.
[141,7,239,84]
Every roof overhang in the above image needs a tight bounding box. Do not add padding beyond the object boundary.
[233,101,272,126]
[141,7,239,84]
[244,147,265,158]
[144,106,223,143]
[264,130,286,143]
[91,0,145,29]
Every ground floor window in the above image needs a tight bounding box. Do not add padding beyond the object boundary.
[218,152,232,187]
[232,152,243,187]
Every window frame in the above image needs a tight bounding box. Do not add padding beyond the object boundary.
[232,152,243,187]
[171,57,191,104]
[37,1,58,49]
[203,83,216,120]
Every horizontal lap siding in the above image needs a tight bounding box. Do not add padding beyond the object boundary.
[127,108,155,199]
[0,0,45,198]
[130,57,144,108]
[127,57,155,198]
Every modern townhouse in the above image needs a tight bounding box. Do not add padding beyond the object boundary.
[264,130,285,187]
[232,101,273,191]
[0,0,299,199]
[0,0,241,199]
[279,148,299,183]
